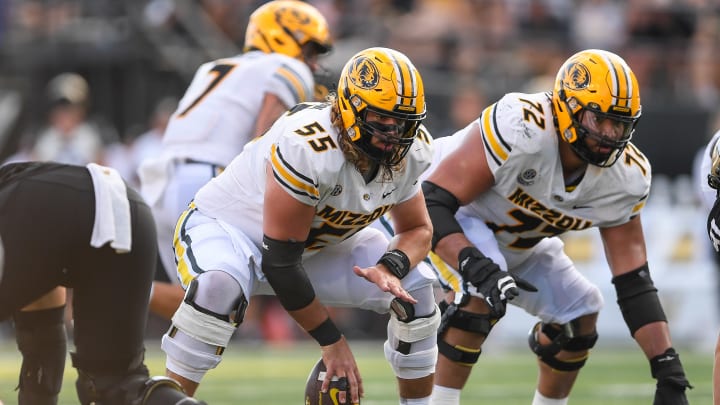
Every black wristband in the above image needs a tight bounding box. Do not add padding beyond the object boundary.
[650,348,683,379]
[458,246,485,271]
[377,249,411,279]
[308,317,342,346]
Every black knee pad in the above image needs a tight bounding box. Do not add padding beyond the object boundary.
[437,299,495,366]
[74,350,147,405]
[14,307,67,405]
[438,299,495,337]
[528,322,598,372]
[612,264,667,336]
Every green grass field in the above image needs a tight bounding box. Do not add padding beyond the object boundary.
[0,340,712,404]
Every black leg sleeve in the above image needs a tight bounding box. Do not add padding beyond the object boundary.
[14,306,67,405]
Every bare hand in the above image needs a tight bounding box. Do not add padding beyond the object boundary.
[320,336,363,404]
[353,265,417,304]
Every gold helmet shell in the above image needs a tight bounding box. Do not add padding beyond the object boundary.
[244,0,332,60]
[552,49,641,167]
[336,47,425,167]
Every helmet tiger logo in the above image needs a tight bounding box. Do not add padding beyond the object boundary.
[565,62,590,90]
[348,57,379,90]
[276,6,311,27]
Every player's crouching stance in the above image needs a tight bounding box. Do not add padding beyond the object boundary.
[0,162,204,405]
[161,47,440,404]
[423,49,691,405]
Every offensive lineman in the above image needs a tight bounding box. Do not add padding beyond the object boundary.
[0,162,205,404]
[161,47,440,404]
[138,0,333,319]
[422,49,692,404]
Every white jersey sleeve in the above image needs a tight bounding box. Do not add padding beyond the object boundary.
[464,92,650,257]
[160,52,314,166]
[269,118,327,207]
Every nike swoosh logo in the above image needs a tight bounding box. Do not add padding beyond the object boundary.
[382,188,396,198]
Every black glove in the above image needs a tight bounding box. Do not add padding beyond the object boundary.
[458,246,537,318]
[651,348,692,405]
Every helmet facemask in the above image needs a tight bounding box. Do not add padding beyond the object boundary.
[336,47,426,174]
[300,41,332,75]
[565,98,639,167]
[552,49,642,168]
[352,107,419,167]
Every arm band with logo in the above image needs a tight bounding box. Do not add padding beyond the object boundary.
[308,317,343,346]
[377,249,411,279]
[422,180,464,249]
[261,235,315,311]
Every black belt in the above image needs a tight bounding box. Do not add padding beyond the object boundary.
[181,158,219,166]
[178,159,225,175]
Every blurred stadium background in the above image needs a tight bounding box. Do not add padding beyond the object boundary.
[0,0,718,402]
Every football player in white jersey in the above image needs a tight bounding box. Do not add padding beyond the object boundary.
[137,0,333,319]
[161,47,440,404]
[421,49,691,405]
[702,133,720,405]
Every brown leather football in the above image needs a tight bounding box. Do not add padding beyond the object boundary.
[304,358,359,404]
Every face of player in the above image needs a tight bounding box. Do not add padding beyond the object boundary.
[365,110,409,152]
[578,109,632,155]
[301,42,328,74]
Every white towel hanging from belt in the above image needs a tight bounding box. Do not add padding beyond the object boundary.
[86,163,132,253]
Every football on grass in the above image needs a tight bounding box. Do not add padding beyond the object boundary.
[304,358,359,404]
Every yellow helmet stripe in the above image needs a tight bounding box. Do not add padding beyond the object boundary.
[386,49,416,109]
[274,65,310,102]
[481,103,509,163]
[270,144,320,199]
[599,51,632,108]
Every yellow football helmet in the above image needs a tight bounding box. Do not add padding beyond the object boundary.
[552,49,641,167]
[244,1,332,64]
[337,47,426,167]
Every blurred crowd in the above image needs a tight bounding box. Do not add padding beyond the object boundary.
[0,1,718,164]
[0,0,719,342]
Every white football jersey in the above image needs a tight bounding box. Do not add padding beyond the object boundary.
[193,102,434,257]
[160,51,314,166]
[433,92,651,265]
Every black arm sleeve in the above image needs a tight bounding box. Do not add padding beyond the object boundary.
[422,180,464,249]
[261,235,316,311]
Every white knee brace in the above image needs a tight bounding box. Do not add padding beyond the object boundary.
[162,271,247,382]
[384,304,441,379]
[162,300,237,382]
